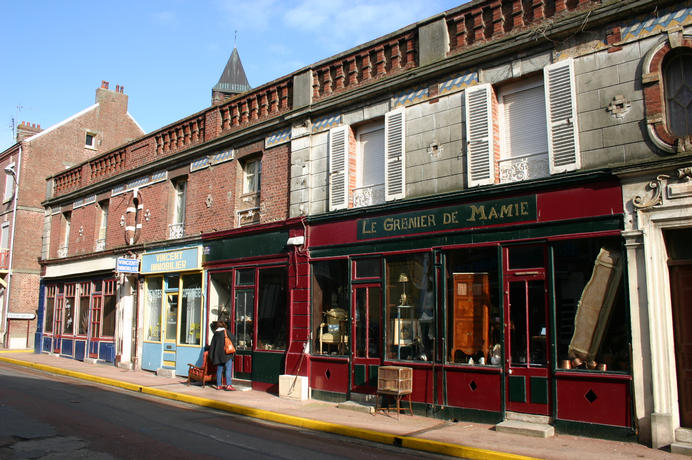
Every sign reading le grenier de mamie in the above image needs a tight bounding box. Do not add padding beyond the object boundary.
[357,195,538,240]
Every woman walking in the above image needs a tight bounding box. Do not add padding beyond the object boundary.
[208,320,236,391]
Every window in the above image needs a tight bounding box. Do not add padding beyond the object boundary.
[0,223,9,249]
[179,274,202,345]
[60,212,71,256]
[465,59,579,187]
[243,157,261,194]
[169,179,186,239]
[85,132,96,148]
[328,108,405,210]
[144,277,163,341]
[663,50,692,137]
[257,267,287,351]
[99,201,108,240]
[554,237,629,372]
[44,285,56,334]
[234,269,254,350]
[3,163,15,202]
[311,260,349,355]
[498,78,549,183]
[446,247,501,365]
[91,279,116,338]
[385,253,434,361]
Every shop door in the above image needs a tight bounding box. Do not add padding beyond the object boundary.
[163,290,178,368]
[52,296,64,353]
[233,287,254,380]
[670,264,692,427]
[350,284,382,394]
[504,245,550,415]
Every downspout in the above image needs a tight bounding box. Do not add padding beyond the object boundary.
[2,146,22,347]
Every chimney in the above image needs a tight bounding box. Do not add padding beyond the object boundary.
[16,121,42,142]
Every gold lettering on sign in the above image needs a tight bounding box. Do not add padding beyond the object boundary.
[467,201,530,222]
[443,211,459,224]
[361,220,377,235]
[383,214,437,233]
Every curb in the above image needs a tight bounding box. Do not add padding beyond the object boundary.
[0,355,540,460]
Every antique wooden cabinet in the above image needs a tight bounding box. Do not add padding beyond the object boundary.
[451,273,490,362]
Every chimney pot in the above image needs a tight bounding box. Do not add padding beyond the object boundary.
[121,85,125,93]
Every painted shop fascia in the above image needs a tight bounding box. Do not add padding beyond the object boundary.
[306,171,634,436]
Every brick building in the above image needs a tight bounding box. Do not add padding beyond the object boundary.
[0,82,143,349]
[38,0,692,450]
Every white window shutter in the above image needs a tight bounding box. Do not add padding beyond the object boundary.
[385,108,405,201]
[465,84,494,187]
[328,126,349,210]
[545,59,580,173]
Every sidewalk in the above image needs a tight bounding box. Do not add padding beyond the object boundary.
[0,350,683,460]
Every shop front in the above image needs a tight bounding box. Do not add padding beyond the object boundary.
[140,246,203,376]
[40,255,130,364]
[308,173,633,436]
[202,220,305,392]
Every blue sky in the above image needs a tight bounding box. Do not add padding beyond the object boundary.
[1,0,465,152]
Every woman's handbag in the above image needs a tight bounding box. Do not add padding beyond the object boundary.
[224,330,236,354]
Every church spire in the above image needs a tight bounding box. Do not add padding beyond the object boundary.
[212,46,251,105]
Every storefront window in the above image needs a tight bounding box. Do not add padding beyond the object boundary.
[165,275,179,341]
[257,268,287,351]
[44,285,56,333]
[180,274,202,345]
[145,277,162,341]
[446,247,501,365]
[208,271,233,327]
[385,253,434,361]
[102,280,116,337]
[311,260,349,355]
[554,238,630,372]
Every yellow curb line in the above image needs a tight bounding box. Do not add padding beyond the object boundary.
[0,349,34,353]
[0,355,540,460]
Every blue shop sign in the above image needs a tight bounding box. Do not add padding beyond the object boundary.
[141,247,200,274]
[117,257,140,273]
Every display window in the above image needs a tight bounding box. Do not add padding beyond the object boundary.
[553,237,630,372]
[64,283,76,335]
[257,267,287,351]
[311,259,349,355]
[91,279,116,338]
[385,253,434,361]
[44,285,56,333]
[180,274,202,345]
[78,282,90,335]
[144,277,163,341]
[445,246,502,365]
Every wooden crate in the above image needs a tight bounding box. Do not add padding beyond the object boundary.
[377,366,412,395]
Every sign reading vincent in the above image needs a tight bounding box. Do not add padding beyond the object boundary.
[141,247,200,274]
[357,196,537,240]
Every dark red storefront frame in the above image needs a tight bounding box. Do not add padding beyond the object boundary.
[305,178,632,429]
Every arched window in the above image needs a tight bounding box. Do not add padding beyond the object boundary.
[663,50,692,137]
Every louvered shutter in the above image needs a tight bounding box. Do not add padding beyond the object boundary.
[328,126,349,210]
[465,84,494,187]
[545,59,580,173]
[385,108,405,201]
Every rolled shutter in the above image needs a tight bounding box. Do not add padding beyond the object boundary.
[465,84,494,187]
[545,59,580,173]
[328,126,349,210]
[385,108,405,201]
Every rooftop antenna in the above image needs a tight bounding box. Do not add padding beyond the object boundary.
[234,30,238,48]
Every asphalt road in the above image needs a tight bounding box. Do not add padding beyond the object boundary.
[0,363,452,459]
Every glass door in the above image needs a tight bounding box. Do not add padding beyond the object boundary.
[504,245,550,415]
[163,274,179,369]
[52,295,64,353]
[350,284,382,394]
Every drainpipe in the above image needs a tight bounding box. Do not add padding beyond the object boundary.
[2,146,22,348]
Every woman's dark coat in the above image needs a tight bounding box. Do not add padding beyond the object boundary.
[209,327,236,366]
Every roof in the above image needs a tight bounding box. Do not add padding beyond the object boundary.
[213,47,251,95]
